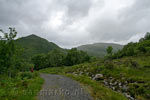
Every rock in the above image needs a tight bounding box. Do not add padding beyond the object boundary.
[117,90,121,93]
[119,82,122,86]
[93,74,104,81]
[125,81,128,84]
[74,74,78,76]
[110,79,113,83]
[109,82,113,85]
[109,77,113,79]
[91,74,95,78]
[104,80,108,85]
[79,71,83,75]
[122,85,128,92]
[124,93,134,100]
[84,69,87,72]
[112,87,115,90]
[114,81,118,85]
[85,72,89,76]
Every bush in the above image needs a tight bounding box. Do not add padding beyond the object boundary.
[137,86,146,94]
[0,88,6,97]
[104,60,114,69]
[127,59,139,69]
[112,32,150,59]
[18,72,33,80]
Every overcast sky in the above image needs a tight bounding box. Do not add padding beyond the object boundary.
[0,0,150,48]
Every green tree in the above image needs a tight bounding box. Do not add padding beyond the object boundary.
[79,50,90,63]
[45,49,65,67]
[31,49,65,69]
[107,46,113,56]
[31,54,46,70]
[126,47,134,56]
[0,27,17,76]
[64,48,90,66]
[64,48,80,66]
[137,40,150,53]
[144,32,150,40]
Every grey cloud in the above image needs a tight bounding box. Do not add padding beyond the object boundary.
[87,0,150,42]
[67,0,91,18]
[0,0,150,48]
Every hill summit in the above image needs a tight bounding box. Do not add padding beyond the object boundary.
[15,34,61,59]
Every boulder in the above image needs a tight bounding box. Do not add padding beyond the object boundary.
[93,74,104,81]
[79,71,83,76]
[124,93,134,100]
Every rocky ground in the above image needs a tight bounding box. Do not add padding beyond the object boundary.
[72,71,144,100]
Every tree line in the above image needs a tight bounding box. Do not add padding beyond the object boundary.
[0,28,91,74]
[106,32,150,59]
[31,48,90,70]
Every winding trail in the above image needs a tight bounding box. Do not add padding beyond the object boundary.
[38,74,93,100]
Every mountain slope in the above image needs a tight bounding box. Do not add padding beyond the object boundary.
[77,43,123,57]
[15,34,62,59]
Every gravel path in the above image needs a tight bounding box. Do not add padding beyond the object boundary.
[37,74,93,100]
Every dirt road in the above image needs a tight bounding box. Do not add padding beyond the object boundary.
[38,74,93,100]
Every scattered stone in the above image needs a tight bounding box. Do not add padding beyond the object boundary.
[104,80,108,85]
[112,87,115,90]
[79,71,83,75]
[102,77,137,100]
[93,74,104,81]
[109,82,113,85]
[114,81,118,85]
[125,81,128,84]
[109,77,113,79]
[74,74,78,76]
[119,82,122,86]
[122,85,128,91]
[124,93,134,100]
[85,72,90,76]
[117,90,121,93]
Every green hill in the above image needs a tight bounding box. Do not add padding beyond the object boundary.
[15,35,123,58]
[77,43,123,57]
[15,34,62,59]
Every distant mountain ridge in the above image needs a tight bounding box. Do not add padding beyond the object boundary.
[15,34,123,58]
[77,43,123,57]
[15,34,62,59]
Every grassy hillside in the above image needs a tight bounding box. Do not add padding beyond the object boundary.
[40,54,150,100]
[77,43,123,57]
[15,34,62,59]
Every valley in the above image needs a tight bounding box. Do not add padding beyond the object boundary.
[0,29,150,100]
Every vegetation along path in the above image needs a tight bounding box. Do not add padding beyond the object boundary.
[38,74,93,100]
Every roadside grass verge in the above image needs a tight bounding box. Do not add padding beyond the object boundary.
[65,74,127,100]
[40,66,128,100]
[40,55,150,100]
[0,72,44,100]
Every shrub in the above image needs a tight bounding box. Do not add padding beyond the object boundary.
[104,60,114,69]
[137,86,146,94]
[124,59,139,69]
[0,88,6,97]
[18,72,33,80]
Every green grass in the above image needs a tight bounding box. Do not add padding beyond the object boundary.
[40,55,150,100]
[0,72,44,100]
[41,67,127,100]
[65,74,127,100]
[40,66,128,100]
